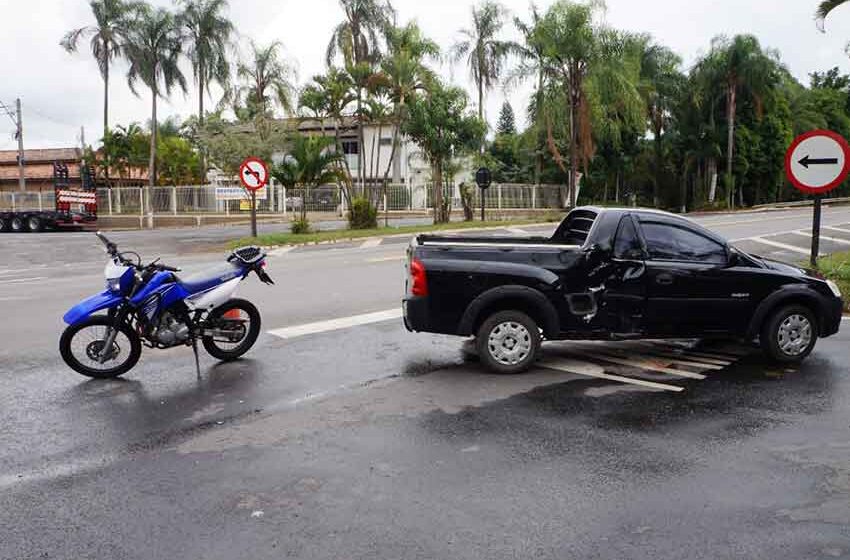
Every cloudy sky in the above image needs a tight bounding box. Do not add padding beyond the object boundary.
[1,0,849,151]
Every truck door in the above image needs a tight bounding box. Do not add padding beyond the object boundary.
[636,218,742,336]
[599,215,648,334]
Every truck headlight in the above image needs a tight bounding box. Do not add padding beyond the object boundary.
[826,279,842,298]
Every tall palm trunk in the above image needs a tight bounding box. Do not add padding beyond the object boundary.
[433,160,446,223]
[103,43,110,137]
[653,121,663,208]
[725,82,737,210]
[568,72,579,209]
[534,69,544,185]
[146,88,158,220]
[198,64,206,178]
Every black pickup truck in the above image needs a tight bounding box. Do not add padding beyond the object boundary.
[403,207,844,373]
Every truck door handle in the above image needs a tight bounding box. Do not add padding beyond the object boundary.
[656,273,674,286]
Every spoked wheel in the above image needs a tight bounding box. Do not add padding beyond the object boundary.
[59,317,142,378]
[202,299,261,361]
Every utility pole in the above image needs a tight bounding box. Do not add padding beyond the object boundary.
[15,98,24,191]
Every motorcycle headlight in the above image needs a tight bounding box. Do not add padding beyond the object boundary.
[106,278,122,293]
[826,279,842,298]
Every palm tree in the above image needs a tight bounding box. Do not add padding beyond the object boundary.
[122,6,187,203]
[702,35,778,209]
[272,134,344,224]
[638,40,683,207]
[236,41,297,119]
[507,4,546,183]
[816,0,848,30]
[61,0,140,137]
[326,0,395,67]
[373,23,439,186]
[451,1,511,129]
[178,0,234,128]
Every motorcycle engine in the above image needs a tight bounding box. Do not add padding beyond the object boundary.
[152,312,190,347]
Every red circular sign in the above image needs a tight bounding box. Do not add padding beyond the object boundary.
[785,129,850,195]
[239,157,269,192]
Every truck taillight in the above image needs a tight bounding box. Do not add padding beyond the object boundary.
[410,258,428,297]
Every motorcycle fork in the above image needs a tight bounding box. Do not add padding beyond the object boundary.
[99,305,131,364]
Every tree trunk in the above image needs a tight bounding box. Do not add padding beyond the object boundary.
[433,161,446,223]
[357,90,365,199]
[147,88,158,219]
[726,83,737,210]
[653,120,662,208]
[534,68,544,185]
[568,76,579,209]
[103,50,110,138]
[478,75,485,155]
[198,65,206,180]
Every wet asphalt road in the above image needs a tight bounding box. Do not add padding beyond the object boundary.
[0,206,849,559]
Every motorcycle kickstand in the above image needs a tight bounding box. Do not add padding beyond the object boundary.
[191,336,201,379]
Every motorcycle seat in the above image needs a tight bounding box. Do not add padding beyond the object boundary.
[177,262,244,295]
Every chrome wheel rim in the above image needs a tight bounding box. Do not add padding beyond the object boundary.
[488,321,532,366]
[777,314,813,357]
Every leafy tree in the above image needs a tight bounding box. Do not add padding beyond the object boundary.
[61,0,140,136]
[157,136,202,186]
[178,0,234,128]
[403,81,486,222]
[452,1,511,130]
[122,5,187,202]
[496,101,517,135]
[234,41,297,120]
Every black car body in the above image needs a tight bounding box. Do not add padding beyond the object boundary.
[404,207,843,373]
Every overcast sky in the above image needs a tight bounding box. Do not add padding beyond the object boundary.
[1,0,849,151]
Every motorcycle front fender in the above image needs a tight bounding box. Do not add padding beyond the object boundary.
[63,291,125,326]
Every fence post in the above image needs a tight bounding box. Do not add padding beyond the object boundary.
[107,188,113,216]
[116,187,122,214]
[282,186,287,218]
[498,184,502,209]
[11,193,15,212]
[171,186,177,216]
[38,191,43,212]
[408,183,413,211]
[383,192,388,214]
[532,186,537,209]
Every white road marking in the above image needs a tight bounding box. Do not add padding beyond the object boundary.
[540,358,684,392]
[360,238,383,249]
[0,265,48,276]
[566,348,707,379]
[367,255,406,263]
[748,237,815,256]
[268,308,402,340]
[791,230,850,246]
[575,343,726,370]
[633,346,734,366]
[268,247,294,256]
[824,226,850,235]
[843,316,849,321]
[0,277,48,285]
[507,227,529,235]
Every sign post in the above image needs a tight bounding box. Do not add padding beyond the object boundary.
[475,167,492,222]
[784,129,850,267]
[239,157,270,238]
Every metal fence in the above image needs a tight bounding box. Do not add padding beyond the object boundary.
[1,183,566,215]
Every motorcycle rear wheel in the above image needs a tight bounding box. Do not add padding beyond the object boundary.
[202,299,261,361]
[60,316,142,379]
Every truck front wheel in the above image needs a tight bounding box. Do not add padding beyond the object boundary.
[476,310,541,374]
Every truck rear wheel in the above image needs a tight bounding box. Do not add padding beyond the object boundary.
[10,216,27,233]
[27,216,44,232]
[476,310,541,374]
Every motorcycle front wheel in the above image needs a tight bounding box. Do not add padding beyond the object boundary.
[202,299,261,361]
[59,316,142,379]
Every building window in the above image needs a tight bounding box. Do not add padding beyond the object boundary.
[341,140,359,155]
[379,137,393,147]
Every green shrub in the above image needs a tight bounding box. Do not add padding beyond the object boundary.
[348,197,378,229]
[291,218,311,235]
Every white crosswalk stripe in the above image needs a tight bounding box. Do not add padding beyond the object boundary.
[791,230,850,246]
[540,358,685,392]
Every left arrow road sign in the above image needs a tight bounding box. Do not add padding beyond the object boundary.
[785,130,850,195]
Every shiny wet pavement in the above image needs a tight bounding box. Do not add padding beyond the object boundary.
[1,208,849,559]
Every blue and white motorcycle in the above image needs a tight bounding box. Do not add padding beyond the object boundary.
[60,232,274,379]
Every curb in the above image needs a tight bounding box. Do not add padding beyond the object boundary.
[257,222,558,252]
